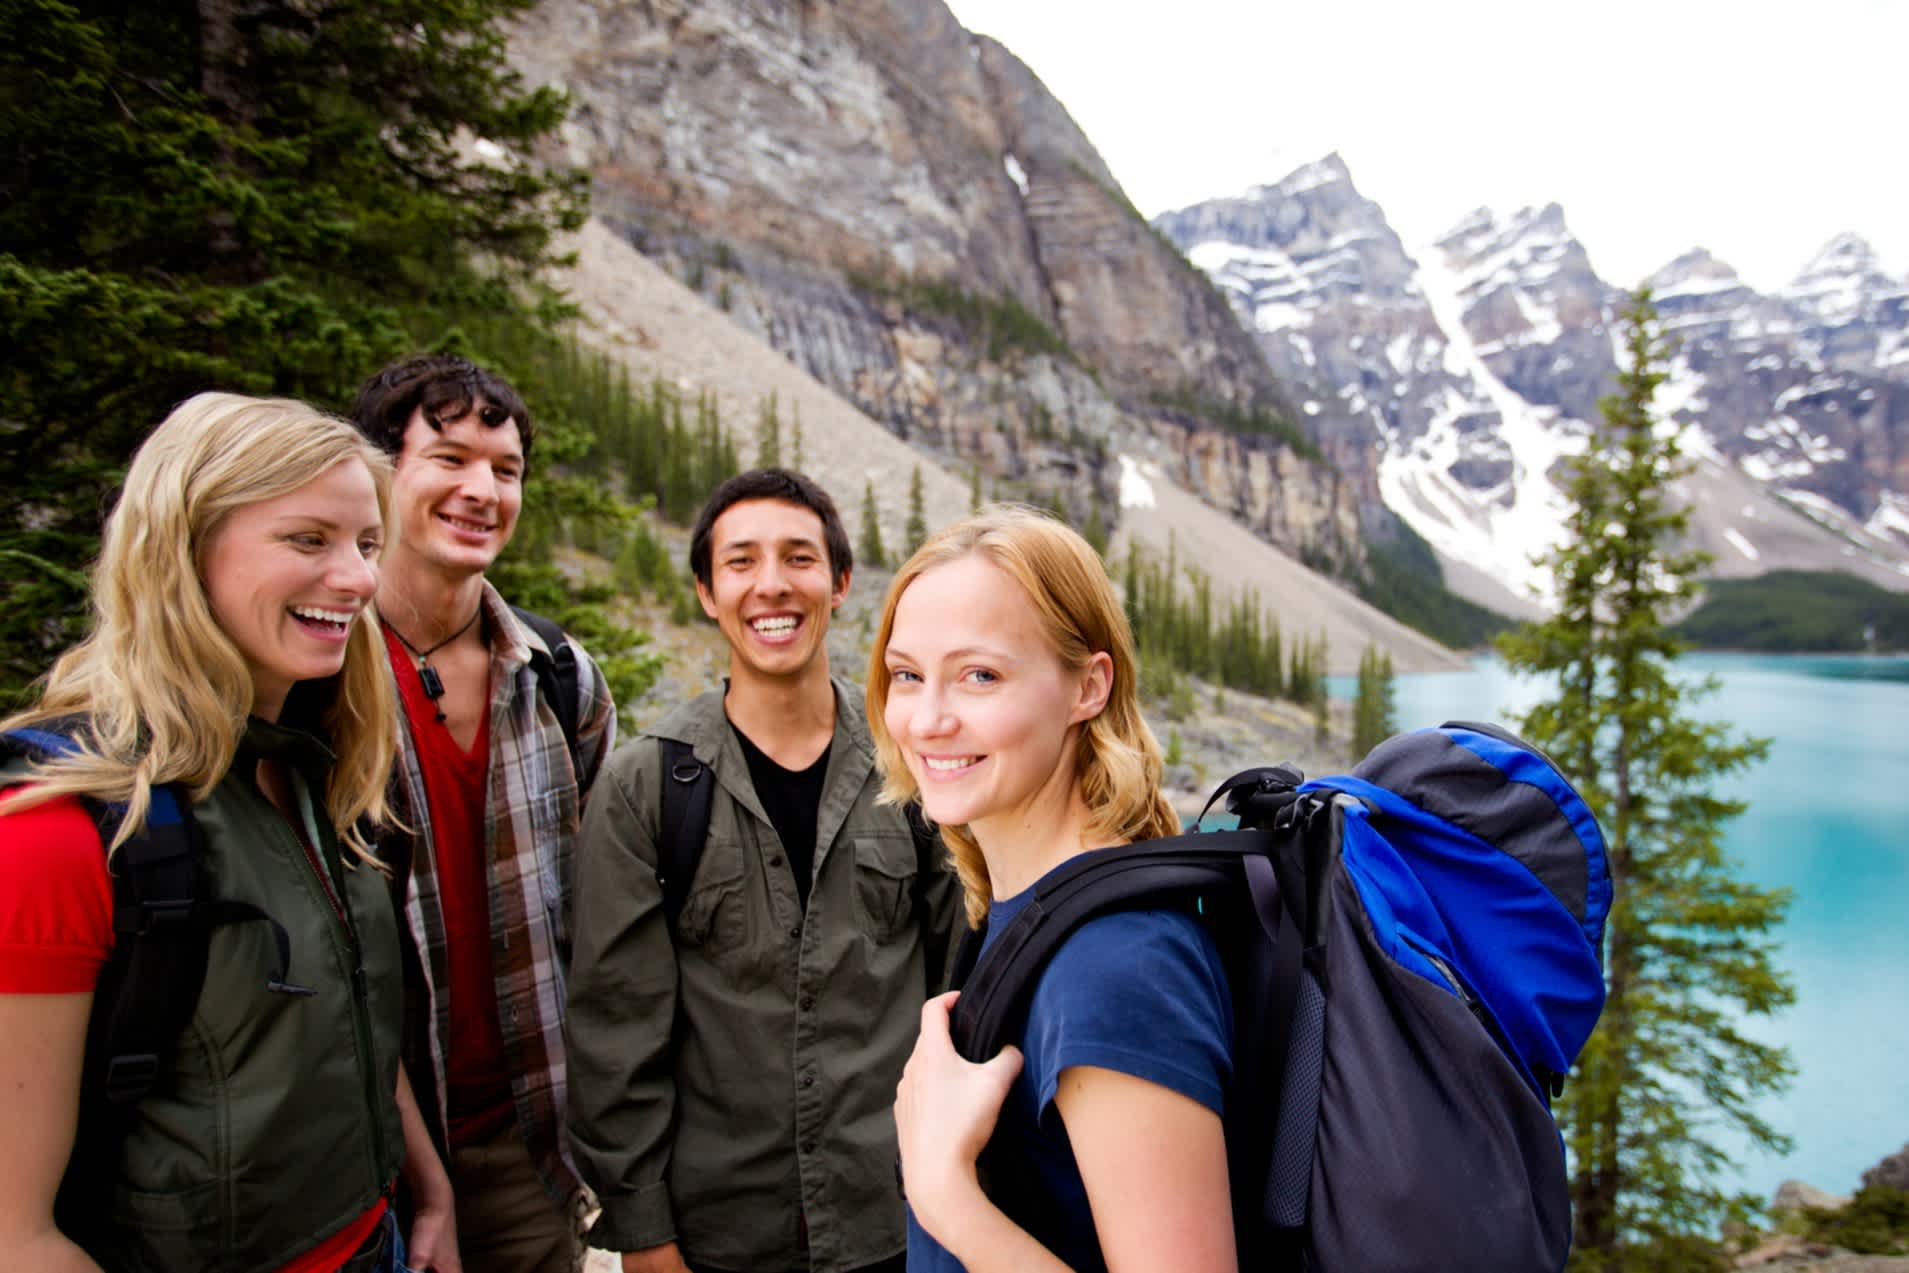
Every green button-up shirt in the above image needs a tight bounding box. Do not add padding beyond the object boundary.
[565,679,960,1272]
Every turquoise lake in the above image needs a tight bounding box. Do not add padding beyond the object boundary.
[1328,653,1909,1203]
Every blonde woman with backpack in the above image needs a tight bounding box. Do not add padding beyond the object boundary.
[869,508,1236,1273]
[0,394,457,1272]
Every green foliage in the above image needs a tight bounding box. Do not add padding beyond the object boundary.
[1351,645,1397,758]
[755,392,781,469]
[1497,294,1793,1268]
[1122,541,1300,706]
[790,403,805,473]
[969,466,984,514]
[849,269,1072,363]
[905,465,928,558]
[1360,517,1515,648]
[0,0,588,707]
[1673,570,1909,652]
[1082,493,1109,560]
[1164,727,1184,767]
[1148,387,1322,463]
[858,481,888,570]
[1801,1187,1909,1255]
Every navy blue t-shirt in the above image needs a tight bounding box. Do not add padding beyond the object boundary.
[906,870,1233,1273]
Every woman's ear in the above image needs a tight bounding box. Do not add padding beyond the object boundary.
[1069,651,1114,725]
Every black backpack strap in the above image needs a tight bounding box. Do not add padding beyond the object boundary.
[512,606,584,781]
[948,830,1275,1061]
[85,782,210,1106]
[656,737,715,924]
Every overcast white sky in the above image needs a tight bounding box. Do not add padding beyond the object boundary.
[941,0,1907,294]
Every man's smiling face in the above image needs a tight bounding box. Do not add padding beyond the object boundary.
[387,404,524,579]
[696,497,850,685]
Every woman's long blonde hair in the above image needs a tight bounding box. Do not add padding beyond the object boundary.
[1,393,398,858]
[866,506,1180,926]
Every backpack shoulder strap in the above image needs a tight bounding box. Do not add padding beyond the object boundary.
[656,736,715,925]
[948,830,1272,1061]
[512,605,584,780]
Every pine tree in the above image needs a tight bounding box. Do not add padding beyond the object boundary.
[905,465,929,557]
[0,0,586,706]
[790,402,805,473]
[1497,293,1792,1269]
[969,465,984,514]
[858,481,888,570]
[1351,645,1398,758]
[755,392,781,469]
[1083,492,1109,560]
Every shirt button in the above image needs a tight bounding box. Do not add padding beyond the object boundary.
[801,1073,816,1088]
[769,854,783,866]
[803,1140,818,1155]
[788,927,801,941]
[800,995,815,1011]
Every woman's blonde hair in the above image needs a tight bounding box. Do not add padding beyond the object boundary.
[1,392,398,859]
[866,506,1179,926]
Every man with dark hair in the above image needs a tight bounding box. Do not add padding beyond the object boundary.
[567,468,959,1273]
[353,354,617,1273]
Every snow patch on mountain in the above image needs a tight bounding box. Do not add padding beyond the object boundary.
[1868,492,1909,546]
[1722,528,1760,561]
[1386,237,1581,605]
[1118,454,1158,510]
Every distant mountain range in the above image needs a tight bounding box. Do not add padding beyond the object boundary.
[1155,155,1909,611]
[504,0,1909,638]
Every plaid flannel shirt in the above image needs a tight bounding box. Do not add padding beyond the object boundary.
[390,583,616,1200]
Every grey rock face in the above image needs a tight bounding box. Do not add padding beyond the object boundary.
[1644,244,1909,528]
[1163,156,1909,599]
[1863,1141,1909,1194]
[1152,154,1507,528]
[1434,203,1619,425]
[1769,1179,1852,1214]
[507,0,1343,559]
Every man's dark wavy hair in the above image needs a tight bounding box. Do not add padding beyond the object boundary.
[689,469,853,590]
[349,354,535,462]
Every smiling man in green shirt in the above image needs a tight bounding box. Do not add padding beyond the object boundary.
[566,469,959,1273]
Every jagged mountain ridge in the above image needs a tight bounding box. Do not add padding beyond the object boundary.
[506,0,1379,579]
[1156,156,1909,608]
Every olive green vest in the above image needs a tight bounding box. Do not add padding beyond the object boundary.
[13,717,406,1272]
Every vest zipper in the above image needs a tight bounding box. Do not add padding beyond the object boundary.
[276,774,394,1200]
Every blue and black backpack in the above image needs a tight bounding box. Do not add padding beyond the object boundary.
[948,720,1612,1272]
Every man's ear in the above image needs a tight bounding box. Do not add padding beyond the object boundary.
[695,577,720,622]
[1070,651,1114,725]
[830,567,852,612]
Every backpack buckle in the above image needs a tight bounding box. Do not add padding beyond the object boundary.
[116,897,195,936]
[103,1052,161,1104]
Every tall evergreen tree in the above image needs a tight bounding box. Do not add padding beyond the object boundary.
[755,392,781,468]
[969,465,984,515]
[1497,293,1792,1269]
[905,465,928,557]
[858,481,888,570]
[1352,645,1397,758]
[1083,492,1109,560]
[0,0,587,705]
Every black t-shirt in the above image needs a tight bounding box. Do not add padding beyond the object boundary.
[732,725,830,911]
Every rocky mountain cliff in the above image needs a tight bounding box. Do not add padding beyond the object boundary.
[506,0,1365,571]
[1156,158,1909,609]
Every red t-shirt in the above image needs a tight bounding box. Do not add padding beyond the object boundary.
[384,625,514,1145]
[0,787,387,1272]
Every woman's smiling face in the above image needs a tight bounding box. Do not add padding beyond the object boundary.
[880,554,1104,836]
[200,458,384,721]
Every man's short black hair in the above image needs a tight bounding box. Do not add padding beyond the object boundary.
[690,469,854,590]
[349,354,535,462]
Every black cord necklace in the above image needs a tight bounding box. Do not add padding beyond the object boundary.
[386,607,482,722]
